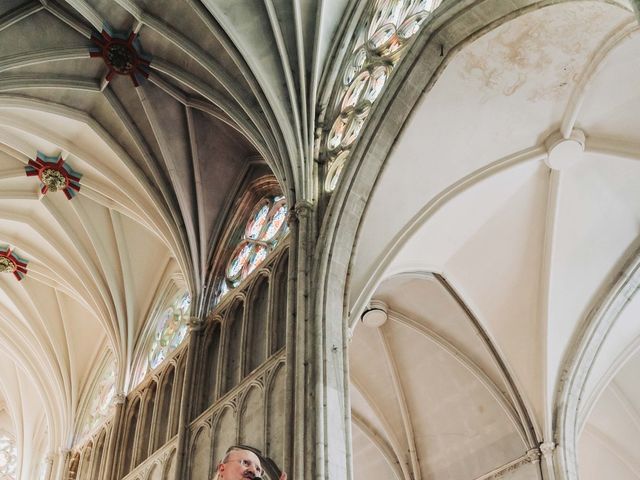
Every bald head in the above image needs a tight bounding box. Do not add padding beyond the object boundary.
[214,447,263,480]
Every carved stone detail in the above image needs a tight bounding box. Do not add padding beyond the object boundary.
[540,441,556,457]
[188,316,205,332]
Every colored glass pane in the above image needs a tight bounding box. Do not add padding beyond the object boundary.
[150,349,165,369]
[368,24,397,51]
[170,323,188,348]
[137,362,149,384]
[369,0,403,35]
[247,245,268,275]
[177,294,190,313]
[327,115,349,151]
[364,65,388,103]
[414,0,441,13]
[329,163,344,191]
[342,70,370,111]
[80,358,116,440]
[246,204,270,239]
[149,346,164,369]
[214,195,289,307]
[344,48,367,86]
[324,0,441,192]
[326,150,350,192]
[0,434,17,479]
[219,280,230,299]
[397,11,429,39]
[227,243,253,280]
[342,108,370,148]
[146,293,191,373]
[353,13,369,51]
[262,204,287,241]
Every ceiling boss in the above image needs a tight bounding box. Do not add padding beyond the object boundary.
[90,28,151,87]
[0,246,28,282]
[25,152,82,199]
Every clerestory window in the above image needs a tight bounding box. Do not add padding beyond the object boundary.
[78,358,116,442]
[134,292,191,385]
[214,195,288,305]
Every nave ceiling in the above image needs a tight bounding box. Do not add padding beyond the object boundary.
[0,0,639,479]
[0,0,350,471]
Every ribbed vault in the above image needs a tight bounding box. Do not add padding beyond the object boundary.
[0,0,350,475]
[343,1,640,479]
[0,0,639,479]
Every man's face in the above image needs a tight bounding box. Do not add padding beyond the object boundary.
[217,448,263,479]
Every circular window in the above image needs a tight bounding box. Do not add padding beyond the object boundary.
[214,196,289,305]
[147,293,191,371]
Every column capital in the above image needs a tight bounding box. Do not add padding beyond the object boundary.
[525,448,541,463]
[188,316,205,332]
[294,200,314,217]
[113,392,126,405]
[288,200,314,224]
[539,441,556,457]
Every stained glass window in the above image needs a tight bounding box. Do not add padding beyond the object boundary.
[324,0,442,192]
[214,196,288,305]
[146,293,191,372]
[0,433,17,479]
[79,359,116,441]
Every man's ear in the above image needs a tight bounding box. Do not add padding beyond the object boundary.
[218,463,225,474]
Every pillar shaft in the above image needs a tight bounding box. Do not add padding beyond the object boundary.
[106,394,126,480]
[173,318,205,480]
[286,200,351,480]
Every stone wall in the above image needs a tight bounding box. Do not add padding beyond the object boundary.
[68,244,290,480]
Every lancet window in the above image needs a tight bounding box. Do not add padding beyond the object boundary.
[78,358,116,441]
[135,292,191,384]
[325,0,442,191]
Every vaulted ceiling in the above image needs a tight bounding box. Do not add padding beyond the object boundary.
[347,1,640,479]
[0,0,350,471]
[0,1,639,480]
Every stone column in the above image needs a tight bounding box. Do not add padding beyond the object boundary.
[540,442,556,480]
[281,209,294,478]
[173,316,205,480]
[105,393,126,480]
[284,201,308,480]
[287,200,350,480]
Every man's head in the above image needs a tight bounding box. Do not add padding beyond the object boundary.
[214,446,263,480]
